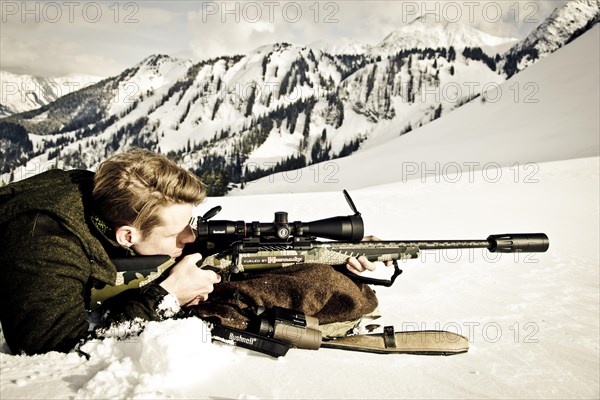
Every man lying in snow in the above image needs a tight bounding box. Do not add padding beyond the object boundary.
[0,149,380,355]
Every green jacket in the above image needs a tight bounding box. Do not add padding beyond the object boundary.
[0,169,173,355]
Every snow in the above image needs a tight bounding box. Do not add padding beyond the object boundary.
[306,38,371,55]
[373,13,518,55]
[245,129,304,166]
[0,71,102,116]
[512,0,599,58]
[106,55,193,116]
[1,21,599,400]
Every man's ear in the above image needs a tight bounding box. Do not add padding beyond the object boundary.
[115,225,142,248]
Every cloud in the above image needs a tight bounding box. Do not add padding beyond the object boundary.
[0,0,568,76]
[185,1,390,59]
[0,1,184,77]
[0,33,118,77]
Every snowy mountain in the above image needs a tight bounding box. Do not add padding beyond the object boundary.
[1,2,598,195]
[372,14,518,56]
[503,0,599,76]
[0,42,505,191]
[0,54,193,179]
[0,71,102,117]
[234,24,600,195]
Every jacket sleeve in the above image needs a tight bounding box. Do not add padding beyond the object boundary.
[0,213,175,355]
[96,282,179,327]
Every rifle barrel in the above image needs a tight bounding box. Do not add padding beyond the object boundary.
[330,233,549,253]
[397,240,490,250]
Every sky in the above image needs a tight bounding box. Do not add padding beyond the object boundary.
[0,0,569,77]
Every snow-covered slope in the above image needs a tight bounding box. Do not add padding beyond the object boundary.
[0,71,102,116]
[106,54,193,116]
[516,0,598,56]
[235,24,600,195]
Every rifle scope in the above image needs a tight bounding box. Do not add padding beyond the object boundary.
[195,190,364,242]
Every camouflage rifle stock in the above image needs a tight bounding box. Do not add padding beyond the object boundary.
[196,233,550,286]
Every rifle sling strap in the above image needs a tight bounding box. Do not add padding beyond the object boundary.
[383,326,397,349]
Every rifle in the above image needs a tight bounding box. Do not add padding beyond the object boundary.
[112,190,550,287]
[106,190,549,356]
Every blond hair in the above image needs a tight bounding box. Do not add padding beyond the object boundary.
[93,149,206,237]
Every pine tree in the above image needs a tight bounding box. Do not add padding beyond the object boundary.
[448,46,456,62]
[433,104,442,120]
[245,85,256,117]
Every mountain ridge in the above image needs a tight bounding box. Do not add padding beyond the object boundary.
[502,0,599,76]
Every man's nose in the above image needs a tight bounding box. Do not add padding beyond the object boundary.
[180,225,196,245]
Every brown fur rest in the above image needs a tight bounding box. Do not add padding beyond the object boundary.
[192,263,378,330]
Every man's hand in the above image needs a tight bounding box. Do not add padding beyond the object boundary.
[346,235,392,275]
[346,255,378,275]
[160,253,221,306]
